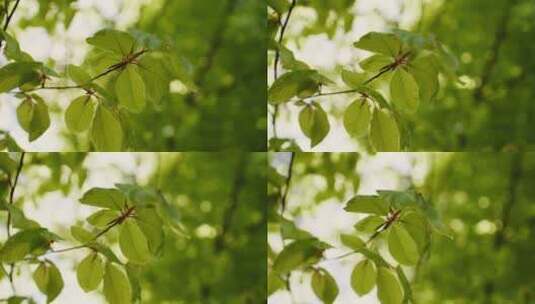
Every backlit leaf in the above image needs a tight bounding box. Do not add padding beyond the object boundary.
[354,32,403,57]
[311,268,339,304]
[299,102,330,148]
[388,223,419,265]
[369,109,400,152]
[80,188,125,210]
[390,68,419,111]
[351,260,377,296]
[65,96,96,132]
[77,253,104,292]
[115,66,146,113]
[91,105,123,151]
[103,263,132,304]
[343,99,372,138]
[344,195,389,215]
[119,219,151,264]
[33,262,64,303]
[377,267,403,304]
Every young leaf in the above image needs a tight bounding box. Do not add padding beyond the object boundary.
[311,268,339,304]
[71,226,94,243]
[119,219,151,264]
[16,96,51,142]
[387,223,419,265]
[65,96,96,132]
[0,62,41,93]
[33,262,64,303]
[103,263,132,304]
[341,70,366,88]
[299,103,330,148]
[91,105,123,151]
[377,267,403,304]
[0,228,57,263]
[340,234,365,250]
[355,215,385,233]
[343,99,372,138]
[77,253,104,292]
[135,207,164,255]
[344,195,389,215]
[87,29,136,57]
[79,188,125,210]
[87,210,121,228]
[268,70,321,104]
[115,66,146,112]
[351,260,377,296]
[408,54,439,103]
[369,109,400,152]
[401,211,429,253]
[272,239,326,274]
[360,55,392,72]
[66,64,92,85]
[354,32,403,57]
[390,68,419,111]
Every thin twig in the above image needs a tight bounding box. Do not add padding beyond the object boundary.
[19,49,148,94]
[0,0,21,49]
[271,0,297,139]
[7,152,25,238]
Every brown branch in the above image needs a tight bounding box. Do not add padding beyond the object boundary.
[7,152,25,238]
[215,153,248,252]
[19,49,148,94]
[473,0,519,103]
[0,0,21,49]
[271,0,297,139]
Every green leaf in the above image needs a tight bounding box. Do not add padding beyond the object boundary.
[341,70,366,88]
[115,66,146,113]
[377,267,403,304]
[268,271,285,296]
[77,253,104,292]
[401,211,429,253]
[408,54,439,103]
[299,102,330,148]
[272,239,326,274]
[87,210,121,228]
[0,228,57,263]
[370,109,400,152]
[91,105,123,151]
[311,268,339,304]
[390,68,419,111]
[268,70,322,104]
[5,205,40,229]
[66,64,91,86]
[340,234,365,250]
[268,0,290,14]
[70,226,94,243]
[137,54,169,104]
[65,96,96,132]
[0,154,17,173]
[87,29,136,56]
[280,218,313,240]
[355,215,385,233]
[103,263,132,304]
[343,99,372,138]
[344,195,389,215]
[354,32,403,57]
[16,96,51,142]
[0,62,41,93]
[0,29,34,62]
[80,188,125,210]
[351,260,377,296]
[388,223,419,265]
[360,55,393,72]
[395,265,414,303]
[135,207,164,255]
[33,262,64,303]
[119,219,151,264]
